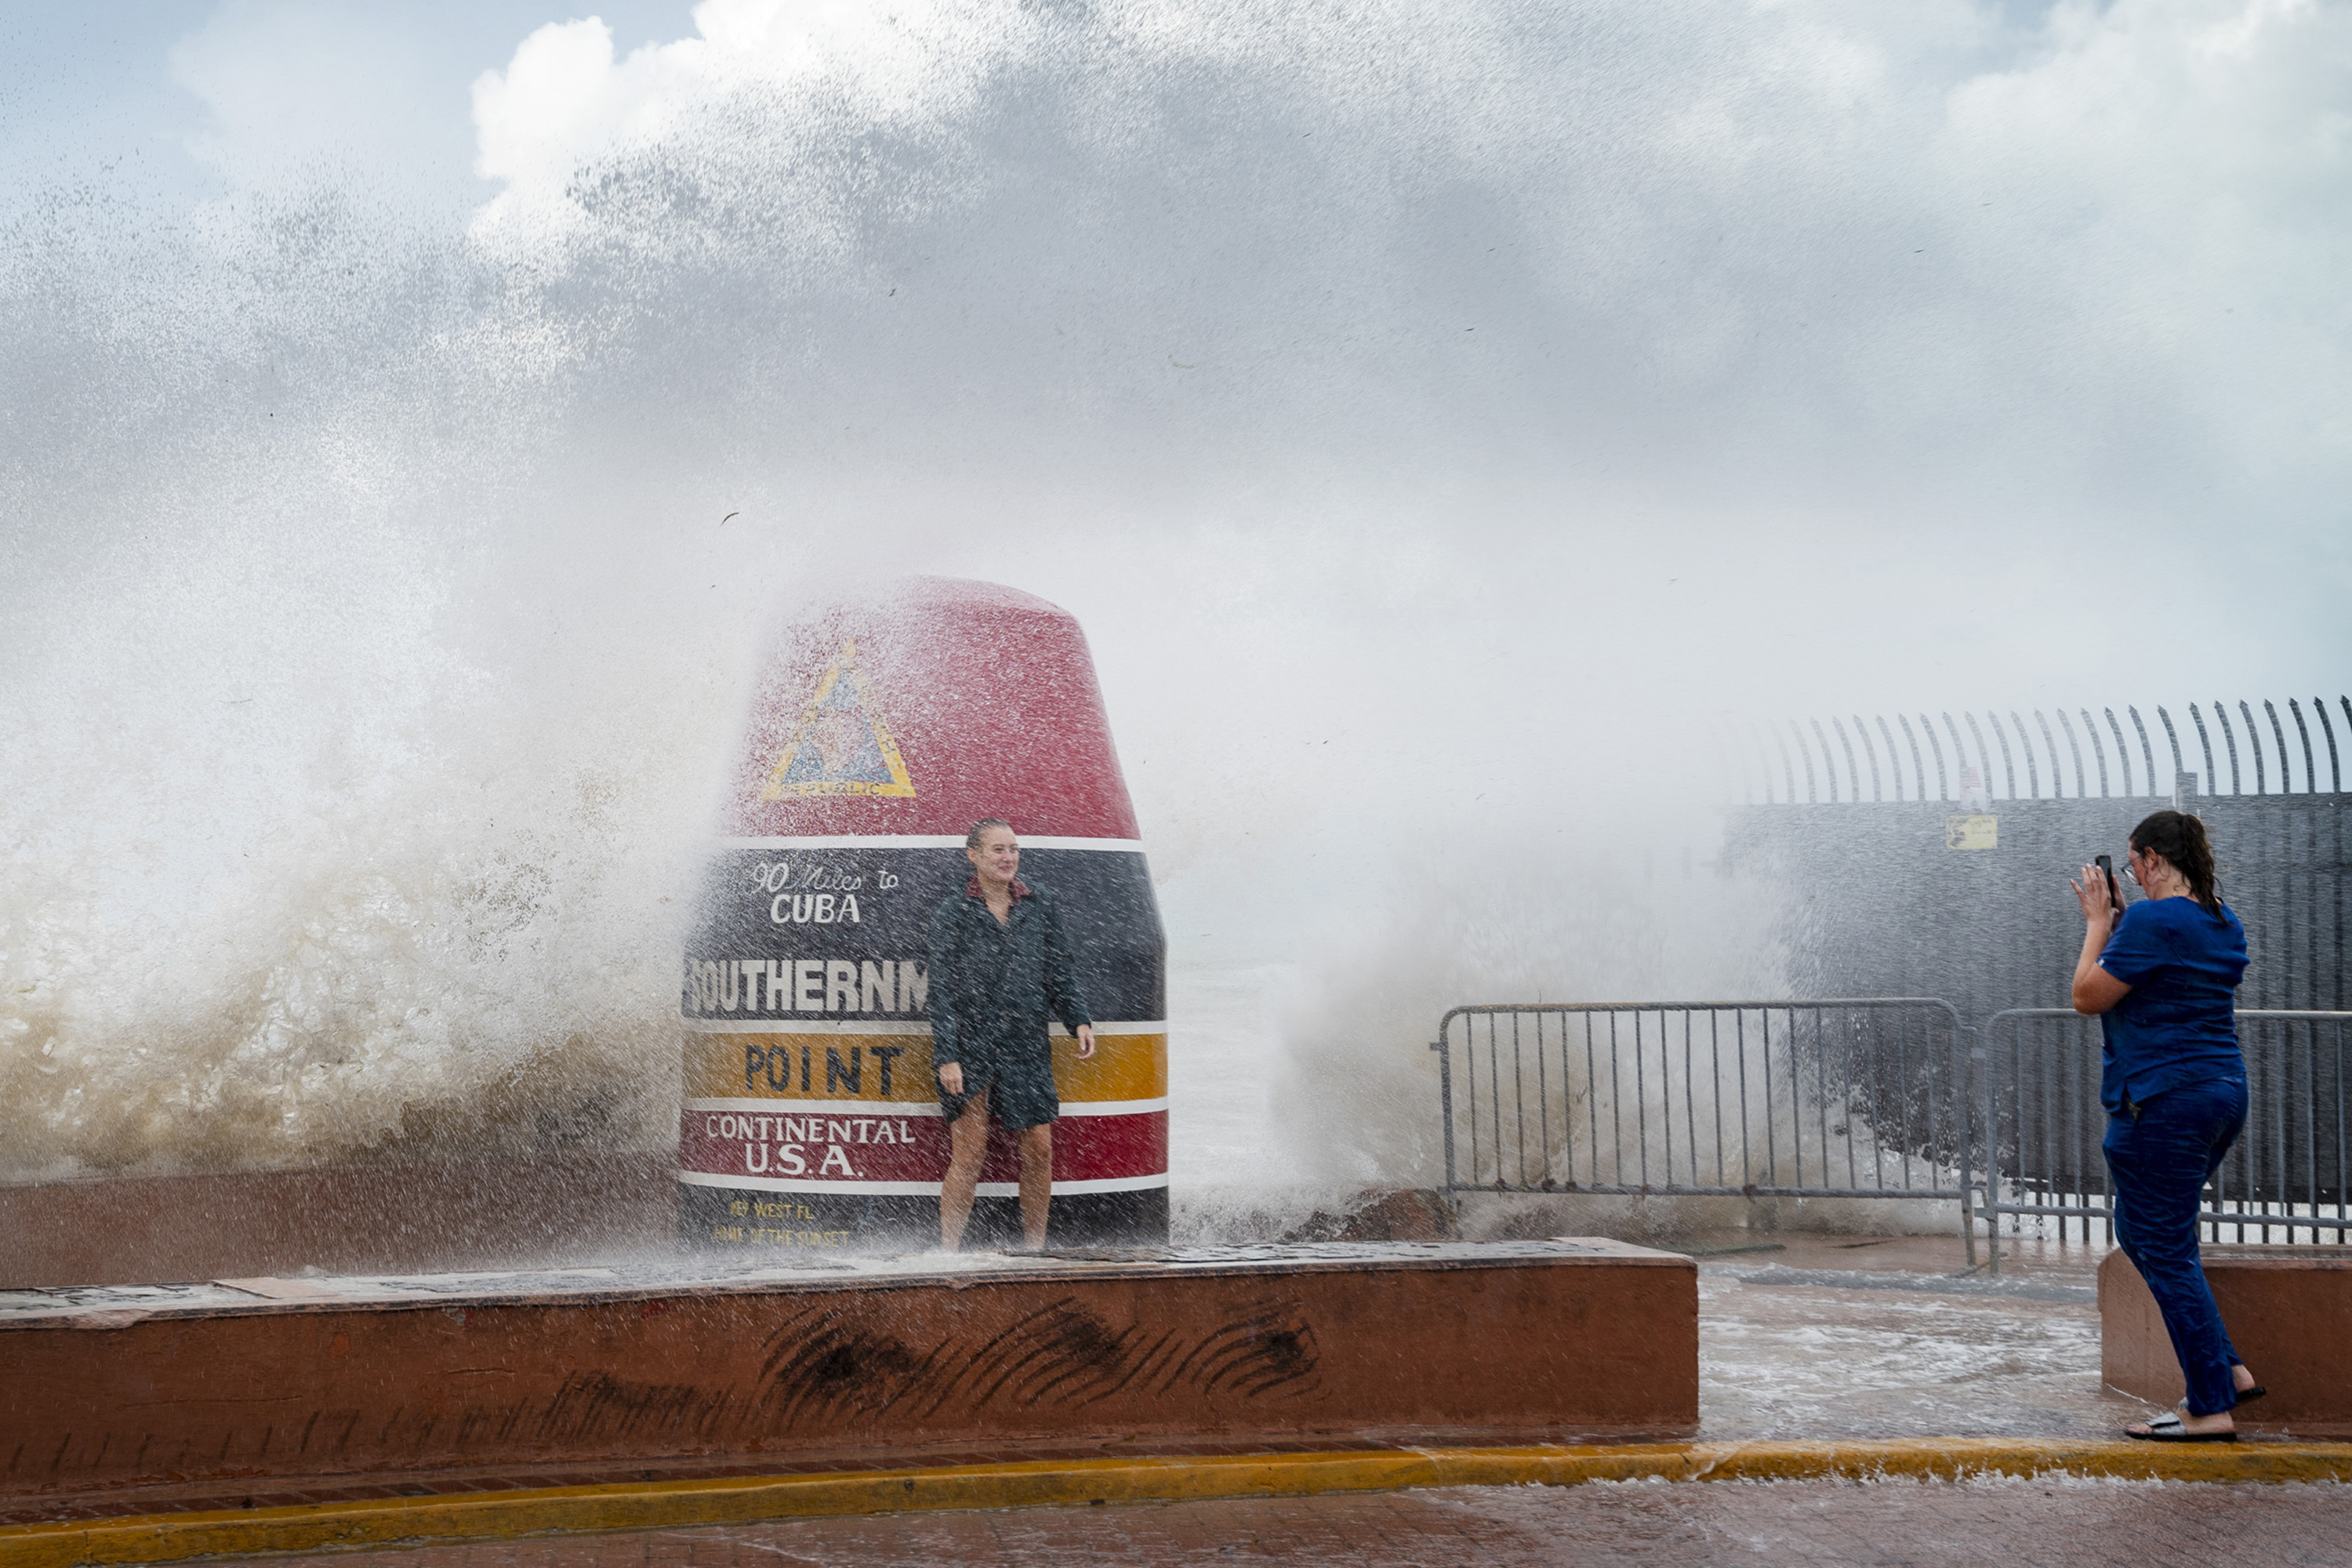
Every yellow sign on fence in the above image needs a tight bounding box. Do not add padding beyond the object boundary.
[1945,815,1998,851]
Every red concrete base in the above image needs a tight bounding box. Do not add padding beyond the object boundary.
[0,1156,674,1290]
[2100,1247,2352,1435]
[0,1239,1695,1506]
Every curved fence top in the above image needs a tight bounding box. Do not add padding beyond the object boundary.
[1719,697,2351,805]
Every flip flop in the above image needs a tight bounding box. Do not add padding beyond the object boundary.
[2129,1414,2236,1443]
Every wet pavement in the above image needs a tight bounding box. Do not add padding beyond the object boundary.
[1686,1231,2144,1441]
[241,1475,2352,1566]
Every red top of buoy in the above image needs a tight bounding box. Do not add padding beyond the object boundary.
[720,579,1141,840]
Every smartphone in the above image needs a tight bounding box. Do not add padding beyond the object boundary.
[2094,854,2122,912]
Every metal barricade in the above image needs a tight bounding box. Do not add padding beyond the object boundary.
[1432,1000,1974,1243]
[1978,1008,2352,1253]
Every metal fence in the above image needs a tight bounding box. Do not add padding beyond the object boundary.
[1435,998,2352,1262]
[1723,695,2351,1043]
[1432,998,1971,1213]
[1979,1008,2352,1252]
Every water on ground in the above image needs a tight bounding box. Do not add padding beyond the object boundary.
[1678,1232,2143,1441]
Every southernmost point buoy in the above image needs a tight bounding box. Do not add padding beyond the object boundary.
[677,579,1167,1250]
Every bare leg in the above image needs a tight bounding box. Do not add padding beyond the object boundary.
[940,1089,991,1251]
[1017,1123,1054,1250]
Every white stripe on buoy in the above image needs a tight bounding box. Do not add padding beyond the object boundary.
[715,835,1146,851]
[682,1018,1168,1036]
[684,1096,1169,1117]
[676,1170,1169,1196]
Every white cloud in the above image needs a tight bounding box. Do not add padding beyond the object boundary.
[471,18,659,223]
[469,0,1035,241]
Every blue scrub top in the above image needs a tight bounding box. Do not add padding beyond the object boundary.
[2096,895,2248,1114]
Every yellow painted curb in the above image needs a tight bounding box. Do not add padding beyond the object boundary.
[5,1438,2350,1567]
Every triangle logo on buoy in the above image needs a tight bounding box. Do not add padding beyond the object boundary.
[760,641,916,799]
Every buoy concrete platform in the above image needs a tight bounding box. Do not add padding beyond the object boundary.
[0,1239,1694,1508]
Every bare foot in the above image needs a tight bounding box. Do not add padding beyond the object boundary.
[2167,1365,2262,1419]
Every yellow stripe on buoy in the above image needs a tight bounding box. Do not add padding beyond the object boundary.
[683,1028,1167,1103]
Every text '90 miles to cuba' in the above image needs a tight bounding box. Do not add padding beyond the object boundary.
[746,859,893,928]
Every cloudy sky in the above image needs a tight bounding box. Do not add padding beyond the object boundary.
[3,1,2347,1180]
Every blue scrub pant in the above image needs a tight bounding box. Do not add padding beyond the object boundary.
[2103,1077,2249,1417]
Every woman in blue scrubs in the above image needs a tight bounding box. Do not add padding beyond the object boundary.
[2070,810,2259,1442]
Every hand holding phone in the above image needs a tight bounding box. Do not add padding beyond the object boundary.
[2094,855,2122,915]
[2072,857,2122,926]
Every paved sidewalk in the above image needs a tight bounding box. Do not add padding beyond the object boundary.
[245,1477,2351,1566]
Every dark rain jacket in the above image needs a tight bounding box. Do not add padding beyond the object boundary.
[926,878,1093,1129]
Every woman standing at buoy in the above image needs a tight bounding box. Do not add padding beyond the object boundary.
[2071,810,2260,1441]
[931,818,1096,1251]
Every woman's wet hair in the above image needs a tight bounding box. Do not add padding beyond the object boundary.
[965,818,1013,850]
[2130,810,2223,916]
